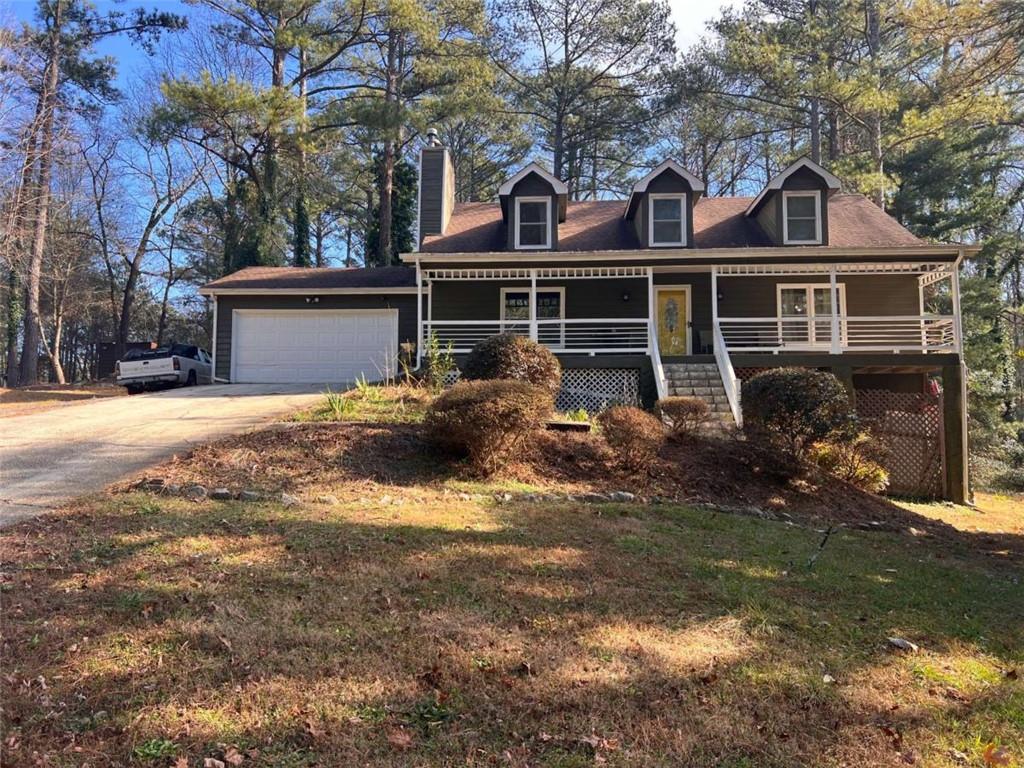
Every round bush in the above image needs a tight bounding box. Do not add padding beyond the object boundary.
[808,432,890,493]
[655,396,710,440]
[461,333,562,395]
[597,405,665,469]
[424,379,554,475]
[741,367,856,458]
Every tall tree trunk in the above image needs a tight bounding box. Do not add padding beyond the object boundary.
[809,97,821,163]
[117,217,161,353]
[377,30,400,266]
[293,46,311,267]
[827,108,839,162]
[808,0,821,163]
[258,29,288,264]
[5,267,20,386]
[865,0,884,208]
[19,0,61,385]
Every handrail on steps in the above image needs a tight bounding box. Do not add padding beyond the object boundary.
[713,323,743,428]
[648,319,667,401]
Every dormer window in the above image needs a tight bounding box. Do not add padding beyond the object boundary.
[782,191,822,245]
[649,193,687,247]
[515,197,551,249]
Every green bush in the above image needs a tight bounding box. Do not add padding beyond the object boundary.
[461,333,562,395]
[742,367,856,458]
[655,396,710,440]
[597,405,665,469]
[423,331,456,393]
[424,379,553,474]
[808,432,890,493]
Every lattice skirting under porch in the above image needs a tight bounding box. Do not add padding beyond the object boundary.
[442,368,640,413]
[856,389,944,498]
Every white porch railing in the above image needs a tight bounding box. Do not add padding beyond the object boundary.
[423,318,650,354]
[713,324,743,426]
[716,314,958,354]
[648,319,667,400]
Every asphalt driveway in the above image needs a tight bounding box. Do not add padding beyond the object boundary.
[0,383,325,526]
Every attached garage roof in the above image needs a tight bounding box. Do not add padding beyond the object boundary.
[201,266,416,294]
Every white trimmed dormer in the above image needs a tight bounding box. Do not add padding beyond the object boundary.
[746,157,840,246]
[624,158,705,249]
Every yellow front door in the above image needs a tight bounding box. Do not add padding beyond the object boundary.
[656,289,688,356]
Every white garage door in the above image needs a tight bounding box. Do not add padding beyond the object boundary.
[232,309,398,384]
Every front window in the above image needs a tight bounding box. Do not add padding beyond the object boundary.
[783,191,822,244]
[515,197,551,249]
[648,194,686,246]
[777,283,845,347]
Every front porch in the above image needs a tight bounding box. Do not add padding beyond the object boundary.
[415,261,963,365]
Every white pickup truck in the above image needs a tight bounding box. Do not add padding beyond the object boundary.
[115,344,213,394]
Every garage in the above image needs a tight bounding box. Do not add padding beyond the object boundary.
[230,309,399,384]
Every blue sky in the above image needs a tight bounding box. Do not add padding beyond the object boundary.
[1,0,739,89]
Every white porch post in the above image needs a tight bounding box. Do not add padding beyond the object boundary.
[829,267,841,354]
[529,268,538,342]
[647,267,655,350]
[711,266,718,328]
[211,294,219,381]
[951,250,964,354]
[415,260,423,369]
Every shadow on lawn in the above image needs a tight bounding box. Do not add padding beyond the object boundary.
[2,495,1021,767]
[168,421,1024,565]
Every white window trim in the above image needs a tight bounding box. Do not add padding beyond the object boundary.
[499,286,565,322]
[514,196,552,250]
[648,193,687,247]
[776,282,847,347]
[782,190,823,245]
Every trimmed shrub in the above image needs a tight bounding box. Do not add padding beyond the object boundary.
[655,396,710,440]
[597,405,665,469]
[424,379,553,474]
[742,367,856,458]
[461,333,562,395]
[808,432,890,493]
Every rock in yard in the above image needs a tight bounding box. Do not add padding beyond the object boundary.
[182,484,207,501]
[137,478,165,492]
[281,492,301,506]
[887,637,920,653]
[609,491,636,503]
[315,494,340,506]
[239,490,262,502]
[210,487,233,500]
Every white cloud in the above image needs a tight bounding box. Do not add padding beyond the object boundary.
[667,0,744,53]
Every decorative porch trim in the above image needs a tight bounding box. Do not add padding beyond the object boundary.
[422,266,649,281]
[713,261,950,276]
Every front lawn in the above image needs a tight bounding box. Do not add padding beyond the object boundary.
[2,386,1021,767]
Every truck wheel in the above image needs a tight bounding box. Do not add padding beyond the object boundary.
[186,370,197,386]
[126,385,143,395]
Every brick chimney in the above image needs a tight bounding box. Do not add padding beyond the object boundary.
[417,128,454,246]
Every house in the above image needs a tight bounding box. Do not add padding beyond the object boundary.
[199,133,973,502]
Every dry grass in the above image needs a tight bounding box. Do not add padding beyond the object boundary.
[2,487,1021,768]
[0,384,124,418]
[899,493,1024,536]
[2,387,1022,767]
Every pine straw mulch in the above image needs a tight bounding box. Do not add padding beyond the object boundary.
[126,421,1022,564]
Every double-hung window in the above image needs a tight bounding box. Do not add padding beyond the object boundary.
[515,197,551,249]
[648,194,686,247]
[782,191,822,244]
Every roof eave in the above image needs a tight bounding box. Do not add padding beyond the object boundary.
[401,244,966,263]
